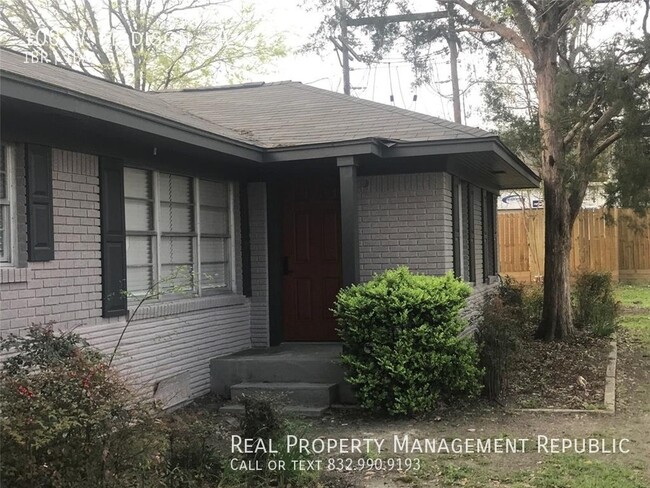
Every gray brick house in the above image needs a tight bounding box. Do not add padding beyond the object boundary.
[0,49,539,409]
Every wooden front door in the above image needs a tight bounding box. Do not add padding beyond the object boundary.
[282,176,342,341]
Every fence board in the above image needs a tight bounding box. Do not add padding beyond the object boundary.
[498,208,649,283]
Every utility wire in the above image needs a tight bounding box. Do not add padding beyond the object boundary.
[395,66,406,107]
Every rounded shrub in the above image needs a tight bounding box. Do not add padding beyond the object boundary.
[333,267,483,416]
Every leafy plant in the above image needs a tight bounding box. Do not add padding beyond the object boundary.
[0,325,164,487]
[222,396,316,487]
[574,272,619,337]
[164,411,223,487]
[333,267,483,416]
[498,276,544,330]
[476,294,521,400]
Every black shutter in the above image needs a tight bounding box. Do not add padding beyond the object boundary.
[482,190,497,280]
[451,176,461,278]
[482,189,490,281]
[26,144,55,261]
[491,192,499,275]
[467,184,476,283]
[240,182,252,297]
[99,157,128,317]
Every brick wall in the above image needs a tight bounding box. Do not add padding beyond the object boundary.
[459,282,497,337]
[357,172,454,282]
[0,149,104,333]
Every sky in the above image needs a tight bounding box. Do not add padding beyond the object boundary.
[240,0,486,127]
[237,0,644,130]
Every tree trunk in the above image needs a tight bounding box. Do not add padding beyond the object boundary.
[536,182,574,340]
[534,35,576,340]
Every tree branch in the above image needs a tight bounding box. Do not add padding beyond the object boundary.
[590,101,623,141]
[592,131,623,159]
[508,0,537,48]
[446,0,535,59]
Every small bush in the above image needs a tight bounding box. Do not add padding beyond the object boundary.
[333,267,483,416]
[164,412,223,486]
[574,272,619,336]
[498,276,526,309]
[497,276,543,330]
[0,325,164,488]
[476,294,520,400]
[222,396,316,487]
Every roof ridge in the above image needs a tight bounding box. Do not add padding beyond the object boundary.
[150,80,297,94]
[289,82,492,138]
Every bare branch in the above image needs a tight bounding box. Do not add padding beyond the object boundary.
[592,131,623,158]
[590,101,623,141]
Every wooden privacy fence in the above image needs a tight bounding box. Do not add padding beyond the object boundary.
[498,208,650,283]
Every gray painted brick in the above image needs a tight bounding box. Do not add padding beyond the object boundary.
[358,172,454,282]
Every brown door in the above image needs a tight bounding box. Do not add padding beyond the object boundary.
[282,176,342,341]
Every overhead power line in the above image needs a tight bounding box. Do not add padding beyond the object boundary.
[333,1,463,123]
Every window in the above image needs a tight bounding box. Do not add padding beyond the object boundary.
[0,144,15,265]
[124,167,233,298]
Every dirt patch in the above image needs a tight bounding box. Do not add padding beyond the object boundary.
[505,328,611,409]
[296,323,649,486]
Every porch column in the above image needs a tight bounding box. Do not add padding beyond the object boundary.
[338,156,360,286]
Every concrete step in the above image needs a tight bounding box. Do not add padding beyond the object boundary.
[231,382,338,406]
[219,403,329,418]
[211,350,345,398]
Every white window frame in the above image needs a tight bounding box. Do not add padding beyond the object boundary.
[124,167,236,301]
[0,143,17,267]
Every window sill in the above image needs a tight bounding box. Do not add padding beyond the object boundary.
[128,293,248,321]
[0,267,30,284]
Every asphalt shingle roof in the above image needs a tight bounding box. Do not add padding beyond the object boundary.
[0,49,258,146]
[1,48,494,150]
[154,82,493,148]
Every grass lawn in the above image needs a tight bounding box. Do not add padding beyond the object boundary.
[617,283,650,310]
[421,455,648,488]
[617,284,650,349]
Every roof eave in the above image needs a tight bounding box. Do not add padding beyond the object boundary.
[263,138,383,161]
[0,73,264,162]
[265,137,540,189]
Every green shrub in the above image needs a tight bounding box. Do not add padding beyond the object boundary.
[222,396,316,487]
[497,276,543,330]
[0,325,164,488]
[574,272,619,336]
[498,276,525,309]
[333,267,483,416]
[164,411,223,486]
[476,294,521,400]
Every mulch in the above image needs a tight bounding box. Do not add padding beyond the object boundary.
[505,327,611,410]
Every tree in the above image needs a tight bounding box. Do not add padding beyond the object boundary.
[0,0,286,90]
[447,0,649,340]
[310,0,650,340]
